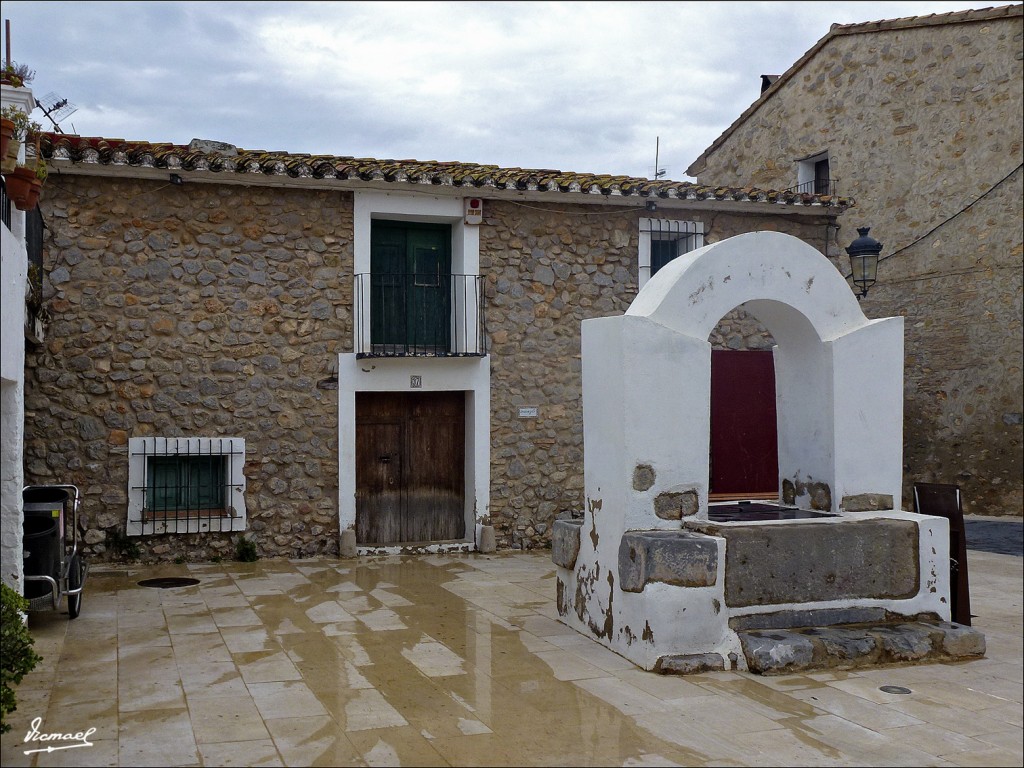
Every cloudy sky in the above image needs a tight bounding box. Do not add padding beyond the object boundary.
[1,1,1005,180]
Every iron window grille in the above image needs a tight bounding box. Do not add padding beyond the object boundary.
[127,437,247,535]
[639,219,704,284]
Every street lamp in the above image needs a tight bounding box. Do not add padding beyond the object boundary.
[845,226,882,299]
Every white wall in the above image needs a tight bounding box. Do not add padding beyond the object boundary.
[0,83,34,591]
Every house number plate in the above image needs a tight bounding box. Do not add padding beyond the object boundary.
[410,375,422,388]
[518,406,539,418]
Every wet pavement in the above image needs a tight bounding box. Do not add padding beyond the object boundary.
[1,548,1021,767]
[964,516,1024,557]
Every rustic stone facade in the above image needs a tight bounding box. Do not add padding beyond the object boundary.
[479,202,823,550]
[28,178,352,561]
[28,171,836,561]
[689,6,1024,516]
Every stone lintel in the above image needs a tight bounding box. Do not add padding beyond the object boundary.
[618,530,718,593]
[842,493,895,512]
[551,519,583,569]
[729,606,887,631]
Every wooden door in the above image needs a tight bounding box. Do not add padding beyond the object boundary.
[356,391,465,544]
[710,350,779,497]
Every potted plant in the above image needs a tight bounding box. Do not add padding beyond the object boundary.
[6,122,46,210]
[1,105,31,173]
[0,61,34,88]
[5,163,38,209]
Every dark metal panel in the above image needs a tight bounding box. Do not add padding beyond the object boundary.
[914,482,973,625]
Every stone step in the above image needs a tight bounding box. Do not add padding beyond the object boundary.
[737,620,985,675]
[653,621,985,676]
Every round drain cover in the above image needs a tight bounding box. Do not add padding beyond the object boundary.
[879,685,912,695]
[137,577,200,589]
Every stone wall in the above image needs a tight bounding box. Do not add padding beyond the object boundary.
[28,177,352,561]
[480,202,832,549]
[28,172,837,560]
[693,11,1024,515]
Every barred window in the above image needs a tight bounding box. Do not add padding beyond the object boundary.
[638,218,704,288]
[127,437,247,536]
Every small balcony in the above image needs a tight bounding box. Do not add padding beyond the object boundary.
[785,179,836,196]
[354,272,485,358]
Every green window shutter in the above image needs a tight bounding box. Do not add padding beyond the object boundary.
[146,456,225,512]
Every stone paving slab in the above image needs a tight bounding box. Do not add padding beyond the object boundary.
[1,550,1020,767]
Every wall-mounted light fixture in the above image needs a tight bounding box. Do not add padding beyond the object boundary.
[845,226,882,299]
[645,200,657,212]
[169,173,184,186]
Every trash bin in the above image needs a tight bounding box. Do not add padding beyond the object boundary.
[23,515,60,598]
[23,487,68,600]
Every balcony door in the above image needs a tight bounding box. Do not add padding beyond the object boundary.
[371,221,451,353]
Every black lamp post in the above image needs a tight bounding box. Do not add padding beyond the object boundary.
[845,226,882,299]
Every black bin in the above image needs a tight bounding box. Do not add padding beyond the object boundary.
[23,488,68,600]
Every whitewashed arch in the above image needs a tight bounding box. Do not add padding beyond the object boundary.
[582,230,904,532]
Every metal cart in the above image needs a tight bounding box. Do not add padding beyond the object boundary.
[22,484,88,619]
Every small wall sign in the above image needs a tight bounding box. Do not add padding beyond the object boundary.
[518,406,539,418]
[410,375,422,388]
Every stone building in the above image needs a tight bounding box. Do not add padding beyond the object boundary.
[14,133,855,563]
[686,4,1024,516]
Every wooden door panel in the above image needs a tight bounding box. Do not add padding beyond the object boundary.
[356,391,466,544]
[407,413,464,541]
[710,350,779,495]
[355,421,403,544]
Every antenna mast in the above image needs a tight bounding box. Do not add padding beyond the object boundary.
[654,136,666,179]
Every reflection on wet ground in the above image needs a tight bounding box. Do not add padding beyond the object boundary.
[1,549,1021,766]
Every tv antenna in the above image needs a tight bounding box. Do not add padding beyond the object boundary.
[36,92,77,133]
[652,136,667,179]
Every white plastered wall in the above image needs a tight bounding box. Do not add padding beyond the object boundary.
[0,83,34,592]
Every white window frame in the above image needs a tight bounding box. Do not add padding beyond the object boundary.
[796,151,830,193]
[126,436,247,536]
[638,218,704,288]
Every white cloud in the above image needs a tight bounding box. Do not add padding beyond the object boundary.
[1,0,1001,178]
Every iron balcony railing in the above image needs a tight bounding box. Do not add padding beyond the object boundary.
[354,272,485,358]
[785,179,836,196]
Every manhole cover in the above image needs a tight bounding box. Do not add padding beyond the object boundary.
[879,685,912,695]
[137,577,200,589]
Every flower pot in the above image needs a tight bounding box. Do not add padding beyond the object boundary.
[1,136,19,174]
[0,117,14,162]
[6,165,38,210]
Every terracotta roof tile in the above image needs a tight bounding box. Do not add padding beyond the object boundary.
[41,133,851,209]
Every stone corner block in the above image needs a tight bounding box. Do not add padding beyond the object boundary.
[932,621,986,658]
[618,530,718,593]
[550,520,581,568]
[339,529,357,558]
[739,630,815,675]
[478,525,497,554]
[653,652,726,676]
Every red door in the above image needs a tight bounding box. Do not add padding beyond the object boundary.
[710,350,779,497]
